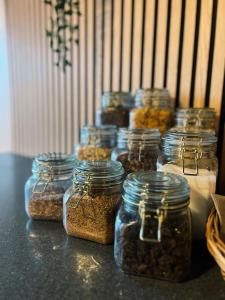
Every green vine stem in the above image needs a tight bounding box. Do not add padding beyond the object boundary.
[44,0,81,72]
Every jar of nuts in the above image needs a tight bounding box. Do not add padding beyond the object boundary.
[130,88,173,133]
[111,128,161,176]
[175,108,216,132]
[75,125,117,160]
[25,153,76,221]
[114,171,191,282]
[63,160,124,244]
[96,91,134,128]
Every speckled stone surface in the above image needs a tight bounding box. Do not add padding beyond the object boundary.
[0,154,224,300]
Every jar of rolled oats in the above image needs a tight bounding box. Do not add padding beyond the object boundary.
[130,88,173,134]
[25,153,75,221]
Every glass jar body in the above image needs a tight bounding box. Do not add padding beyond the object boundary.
[130,89,173,133]
[175,108,216,131]
[25,174,72,221]
[114,202,191,281]
[75,125,117,160]
[96,92,133,128]
[112,144,159,176]
[157,155,218,240]
[63,185,122,244]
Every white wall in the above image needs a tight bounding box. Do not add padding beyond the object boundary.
[0,0,11,153]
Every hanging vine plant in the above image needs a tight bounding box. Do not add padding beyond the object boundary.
[44,0,81,72]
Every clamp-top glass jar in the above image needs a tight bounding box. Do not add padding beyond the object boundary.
[130,88,172,133]
[63,160,124,244]
[114,171,191,281]
[25,153,75,221]
[96,91,134,127]
[157,128,218,240]
[75,125,117,160]
[111,128,161,176]
[175,108,216,131]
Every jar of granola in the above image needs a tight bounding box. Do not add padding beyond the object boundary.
[111,128,161,176]
[96,91,134,127]
[114,171,191,281]
[175,108,216,132]
[63,160,124,244]
[25,153,75,221]
[157,128,218,240]
[130,88,172,133]
[75,125,117,160]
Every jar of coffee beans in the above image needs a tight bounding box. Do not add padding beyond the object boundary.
[96,91,134,127]
[114,171,191,282]
[111,128,161,176]
[75,125,117,161]
[130,88,173,134]
[25,153,75,221]
[63,160,124,244]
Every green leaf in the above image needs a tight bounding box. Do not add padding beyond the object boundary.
[65,9,73,15]
[74,38,79,45]
[45,29,53,37]
[55,2,65,11]
[44,0,52,5]
[53,48,60,53]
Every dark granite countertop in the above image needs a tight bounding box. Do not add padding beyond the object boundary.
[0,154,224,300]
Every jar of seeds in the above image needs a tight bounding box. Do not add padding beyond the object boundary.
[130,88,173,133]
[175,108,216,132]
[63,160,124,244]
[75,125,117,160]
[96,91,134,127]
[25,153,75,221]
[114,171,191,282]
[111,128,161,176]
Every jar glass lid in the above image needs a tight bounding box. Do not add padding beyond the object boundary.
[118,128,160,144]
[33,153,76,175]
[102,91,134,108]
[73,160,124,185]
[135,88,171,107]
[176,107,216,118]
[123,171,190,208]
[162,127,217,147]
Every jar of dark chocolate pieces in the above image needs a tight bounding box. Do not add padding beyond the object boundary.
[25,153,75,221]
[75,125,117,161]
[175,108,216,132]
[114,171,191,282]
[96,91,134,127]
[130,88,173,134]
[63,160,124,244]
[111,128,161,176]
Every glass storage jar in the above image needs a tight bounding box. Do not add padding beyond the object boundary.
[75,125,117,160]
[157,128,218,240]
[130,88,172,133]
[175,108,216,132]
[96,91,134,127]
[25,153,75,221]
[111,128,161,176]
[114,171,191,281]
[63,160,124,244]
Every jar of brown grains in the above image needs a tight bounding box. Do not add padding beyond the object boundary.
[75,125,117,160]
[96,91,134,128]
[130,88,173,133]
[111,128,161,176]
[114,171,191,282]
[25,153,75,221]
[63,160,124,244]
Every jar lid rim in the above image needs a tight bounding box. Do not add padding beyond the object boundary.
[123,171,190,207]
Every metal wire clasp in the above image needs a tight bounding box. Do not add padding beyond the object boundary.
[32,163,54,194]
[139,196,167,243]
[69,172,96,220]
[179,136,203,176]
